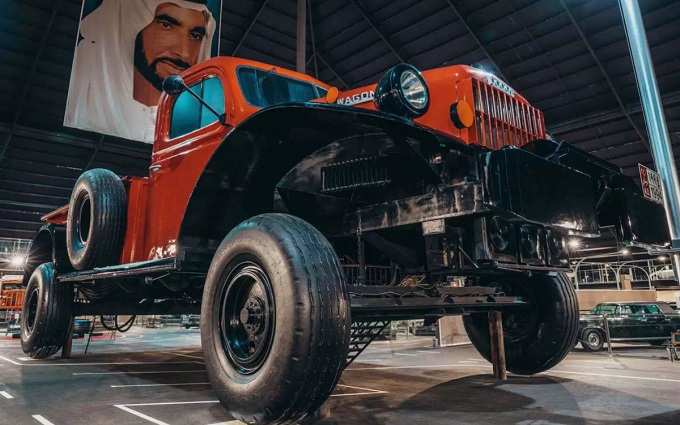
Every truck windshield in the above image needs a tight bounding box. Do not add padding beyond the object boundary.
[237,66,328,108]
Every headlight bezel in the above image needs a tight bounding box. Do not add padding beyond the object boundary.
[374,63,430,118]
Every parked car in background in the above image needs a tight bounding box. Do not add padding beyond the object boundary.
[181,315,200,329]
[578,302,680,351]
[8,317,20,338]
[72,318,92,338]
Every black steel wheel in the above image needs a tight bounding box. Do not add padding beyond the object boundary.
[581,329,605,351]
[463,272,579,375]
[201,214,350,424]
[21,263,73,359]
[220,261,275,374]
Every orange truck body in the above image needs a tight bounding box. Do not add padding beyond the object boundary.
[0,275,25,311]
[42,57,545,266]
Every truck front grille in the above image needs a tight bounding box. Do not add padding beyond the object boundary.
[471,78,545,149]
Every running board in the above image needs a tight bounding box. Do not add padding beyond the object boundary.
[57,257,177,282]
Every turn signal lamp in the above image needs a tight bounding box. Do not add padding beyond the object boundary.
[450,100,474,129]
[326,87,339,104]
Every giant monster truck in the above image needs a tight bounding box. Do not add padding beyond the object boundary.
[21,57,668,423]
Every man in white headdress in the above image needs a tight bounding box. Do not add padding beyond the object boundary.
[64,0,217,142]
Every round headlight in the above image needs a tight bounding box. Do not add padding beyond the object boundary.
[374,64,429,118]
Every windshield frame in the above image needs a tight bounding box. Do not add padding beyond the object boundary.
[235,65,328,109]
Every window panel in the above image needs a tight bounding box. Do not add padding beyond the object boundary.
[170,76,225,140]
[200,77,225,128]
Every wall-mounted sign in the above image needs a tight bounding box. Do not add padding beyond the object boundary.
[64,0,222,143]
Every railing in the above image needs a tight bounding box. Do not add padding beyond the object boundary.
[342,264,400,286]
[573,258,676,290]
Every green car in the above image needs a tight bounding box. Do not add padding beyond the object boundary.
[578,302,680,351]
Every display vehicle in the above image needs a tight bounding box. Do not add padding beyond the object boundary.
[21,56,669,423]
[579,301,680,350]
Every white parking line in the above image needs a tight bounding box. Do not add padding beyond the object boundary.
[0,391,13,399]
[73,370,205,376]
[110,382,211,388]
[160,351,204,360]
[32,415,55,425]
[331,391,386,397]
[545,369,680,383]
[115,401,219,425]
[416,350,440,354]
[0,355,20,365]
[347,364,493,371]
[0,356,201,367]
[336,384,387,394]
[115,405,170,425]
[393,353,417,357]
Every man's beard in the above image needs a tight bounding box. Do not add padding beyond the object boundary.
[134,33,192,92]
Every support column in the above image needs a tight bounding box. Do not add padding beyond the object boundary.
[488,311,507,380]
[619,0,680,279]
[61,317,74,359]
[296,0,307,73]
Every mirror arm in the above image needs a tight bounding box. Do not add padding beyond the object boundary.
[182,85,227,125]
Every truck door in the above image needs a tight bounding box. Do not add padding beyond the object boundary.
[145,69,232,260]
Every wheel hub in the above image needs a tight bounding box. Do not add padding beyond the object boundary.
[239,298,264,334]
[219,262,275,374]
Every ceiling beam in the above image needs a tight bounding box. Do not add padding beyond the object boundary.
[549,89,680,135]
[502,0,577,109]
[348,0,404,63]
[443,0,510,84]
[315,53,350,90]
[558,0,650,152]
[232,0,270,56]
[0,0,63,168]
[307,0,319,78]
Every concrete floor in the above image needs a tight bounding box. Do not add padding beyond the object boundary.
[0,327,679,425]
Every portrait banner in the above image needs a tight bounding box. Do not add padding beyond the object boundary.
[64,0,223,143]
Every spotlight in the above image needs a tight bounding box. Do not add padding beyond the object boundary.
[658,255,667,262]
[620,248,630,255]
[10,255,26,268]
[567,238,581,250]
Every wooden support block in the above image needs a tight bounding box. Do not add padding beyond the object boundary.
[488,310,506,380]
[61,317,74,359]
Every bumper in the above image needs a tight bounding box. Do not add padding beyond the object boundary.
[599,189,669,247]
[481,147,599,236]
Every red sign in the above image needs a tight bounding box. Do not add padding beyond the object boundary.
[639,164,664,205]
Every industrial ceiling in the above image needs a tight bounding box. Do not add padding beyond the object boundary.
[1,0,679,265]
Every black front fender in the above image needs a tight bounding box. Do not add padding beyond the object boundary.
[176,103,470,269]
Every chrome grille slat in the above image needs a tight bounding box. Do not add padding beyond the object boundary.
[472,77,543,148]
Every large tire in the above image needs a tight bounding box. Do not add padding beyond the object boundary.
[463,272,579,375]
[21,263,73,359]
[66,169,127,271]
[581,329,605,351]
[201,214,350,424]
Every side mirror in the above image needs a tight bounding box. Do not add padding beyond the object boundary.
[163,75,186,95]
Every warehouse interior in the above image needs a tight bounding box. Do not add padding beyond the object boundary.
[1,0,680,424]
